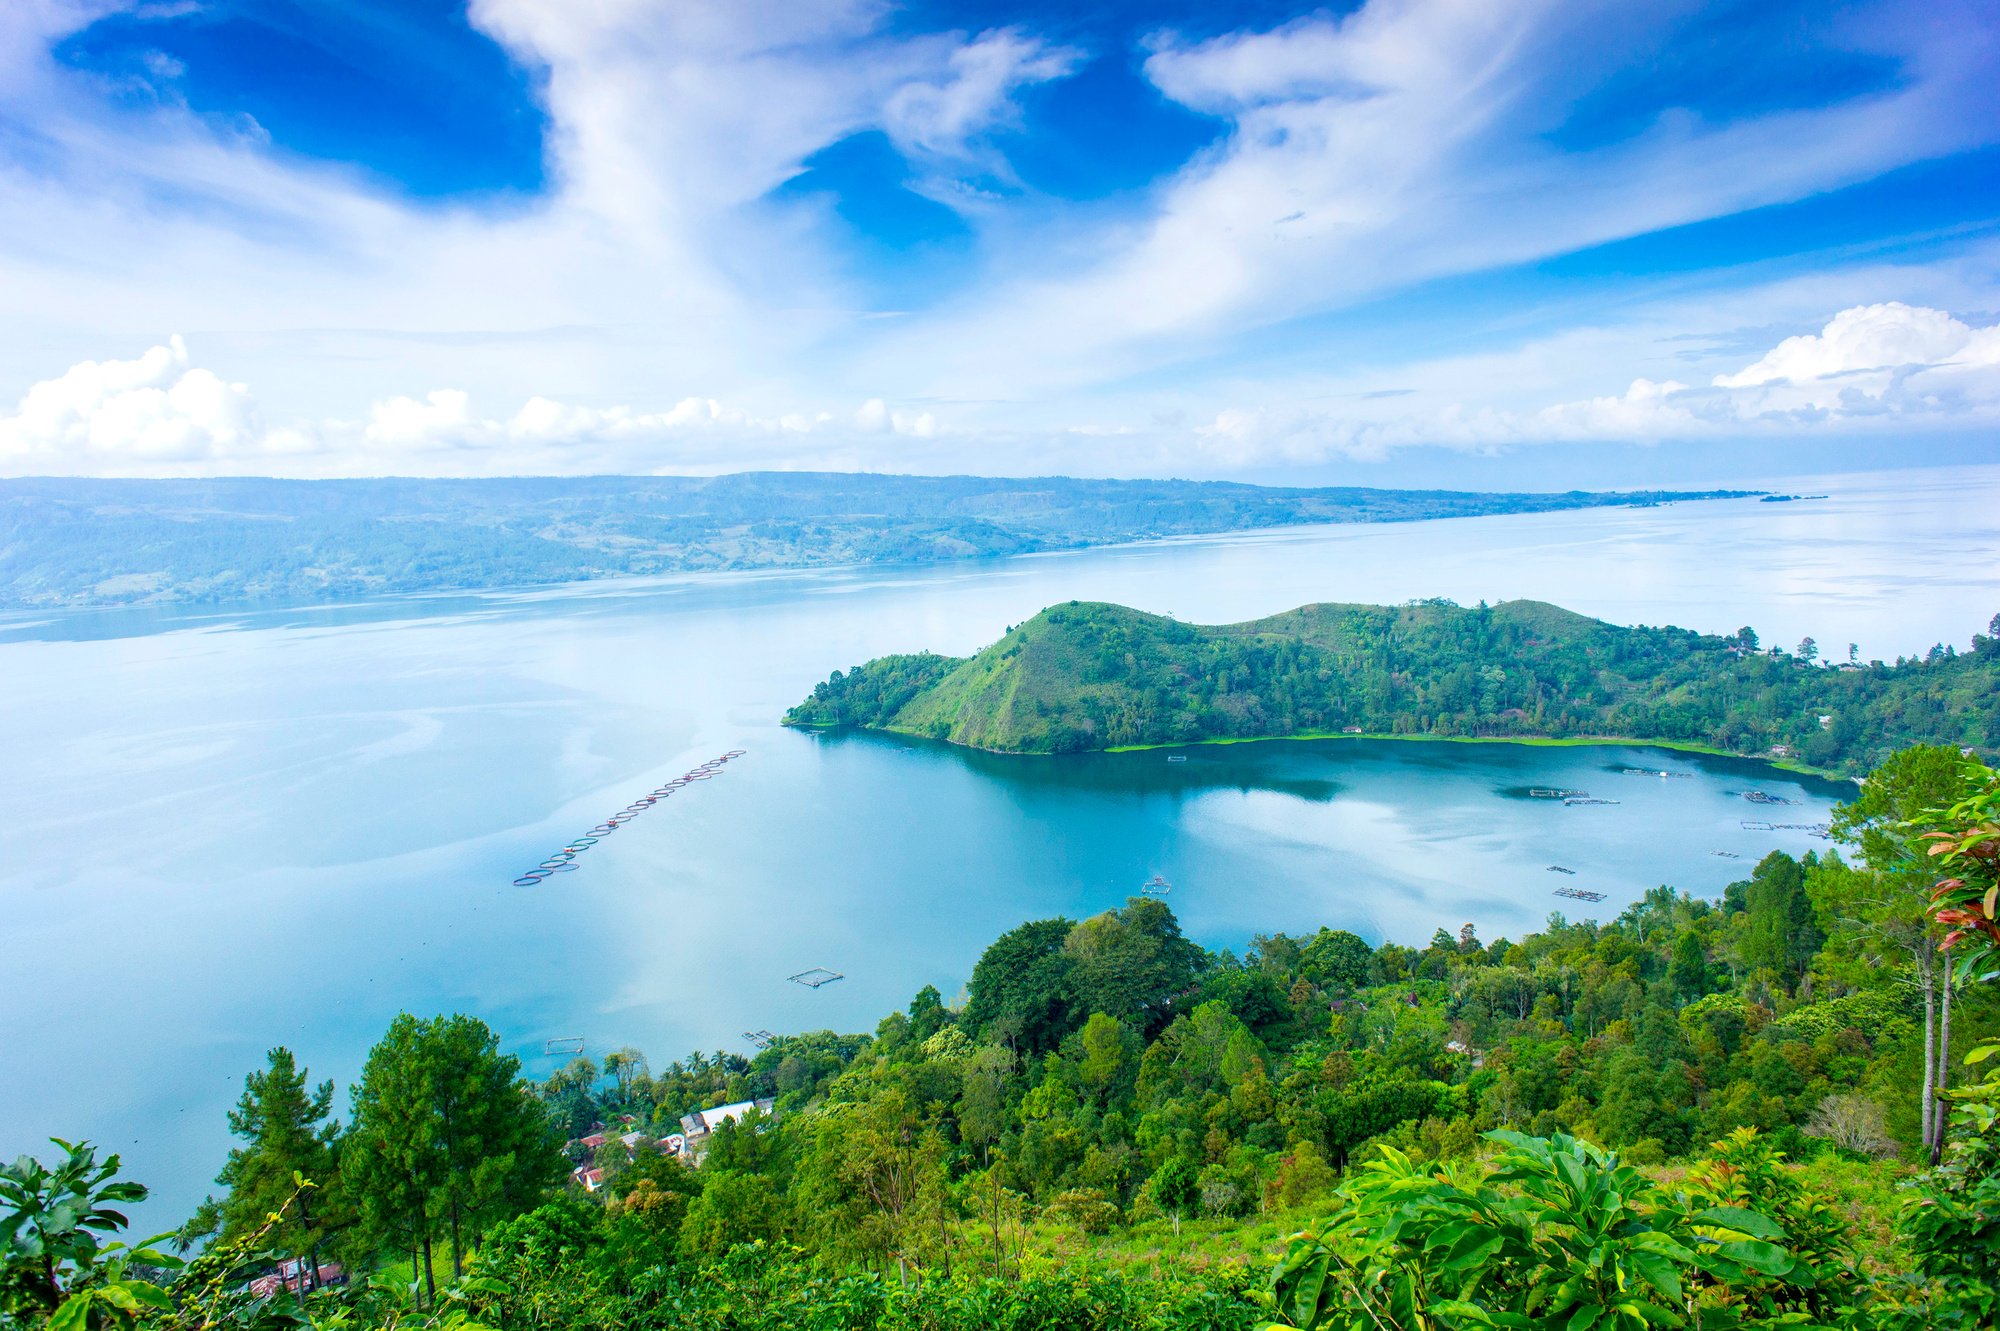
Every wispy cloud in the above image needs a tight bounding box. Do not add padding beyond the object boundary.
[874,0,1997,398]
[0,0,1994,477]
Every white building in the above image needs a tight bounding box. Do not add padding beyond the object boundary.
[677,1097,776,1160]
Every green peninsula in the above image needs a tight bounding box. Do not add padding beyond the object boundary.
[785,598,2000,775]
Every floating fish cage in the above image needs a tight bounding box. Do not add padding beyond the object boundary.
[1141,874,1172,895]
[544,1036,586,1056]
[1565,797,1620,806]
[1553,886,1608,902]
[512,749,748,887]
[788,967,845,989]
[1166,755,1187,763]
[1546,865,1576,875]
[742,1029,778,1049]
[1529,788,1588,799]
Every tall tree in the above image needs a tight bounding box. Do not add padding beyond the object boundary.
[1818,744,1974,1155]
[1668,929,1711,1003]
[1738,851,1821,988]
[602,1048,648,1102]
[212,1048,342,1289]
[1300,928,1374,993]
[794,1088,953,1278]
[1063,897,1204,1035]
[348,1013,564,1301]
[963,917,1077,1054]
[347,1016,446,1306]
[428,1016,565,1278]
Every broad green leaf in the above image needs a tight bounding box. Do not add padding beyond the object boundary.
[47,1297,92,1331]
[1691,1206,1783,1239]
[1628,1251,1683,1301]
[1443,1228,1506,1273]
[1627,1232,1695,1262]
[1425,1220,1476,1252]
[1714,1239,1791,1275]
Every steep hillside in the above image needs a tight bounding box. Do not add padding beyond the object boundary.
[784,598,2000,773]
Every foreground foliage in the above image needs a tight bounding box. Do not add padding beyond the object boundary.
[1263,1131,1825,1331]
[7,750,2000,1328]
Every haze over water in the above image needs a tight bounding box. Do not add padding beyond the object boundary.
[4,464,1997,1224]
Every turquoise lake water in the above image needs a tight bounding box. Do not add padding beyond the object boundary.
[3,464,1997,1223]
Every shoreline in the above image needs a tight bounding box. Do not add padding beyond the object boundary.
[790,720,1856,784]
[1105,730,1853,782]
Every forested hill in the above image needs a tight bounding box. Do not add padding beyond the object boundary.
[784,598,2000,775]
[0,474,1748,607]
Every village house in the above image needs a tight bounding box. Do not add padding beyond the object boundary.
[677,1097,776,1162]
[568,1120,693,1191]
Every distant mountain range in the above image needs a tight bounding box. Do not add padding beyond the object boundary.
[0,473,1754,608]
[785,598,2000,775]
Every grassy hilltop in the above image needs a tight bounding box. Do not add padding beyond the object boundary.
[784,598,2000,774]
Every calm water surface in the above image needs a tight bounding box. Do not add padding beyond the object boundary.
[4,464,1996,1222]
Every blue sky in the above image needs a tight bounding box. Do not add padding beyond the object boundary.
[0,0,1996,482]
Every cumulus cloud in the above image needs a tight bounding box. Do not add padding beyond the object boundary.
[17,303,1997,477]
[0,336,947,475]
[0,335,294,469]
[1713,301,2000,388]
[1174,303,2000,467]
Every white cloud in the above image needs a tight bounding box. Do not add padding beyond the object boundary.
[8,300,2000,476]
[0,1,1996,478]
[1714,301,2000,388]
[1170,302,2000,467]
[0,336,947,475]
[0,335,286,467]
[876,0,1999,399]
[883,28,1083,163]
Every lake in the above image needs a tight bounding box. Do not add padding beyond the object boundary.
[4,462,1997,1224]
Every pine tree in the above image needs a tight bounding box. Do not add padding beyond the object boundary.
[347,1013,565,1300]
[214,1047,342,1288]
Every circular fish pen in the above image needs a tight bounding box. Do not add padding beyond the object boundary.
[512,749,747,886]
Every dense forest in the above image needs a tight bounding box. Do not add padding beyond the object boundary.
[784,598,2000,776]
[5,745,1998,1329]
[0,476,1747,608]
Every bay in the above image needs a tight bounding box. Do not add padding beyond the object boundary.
[2,462,1996,1224]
